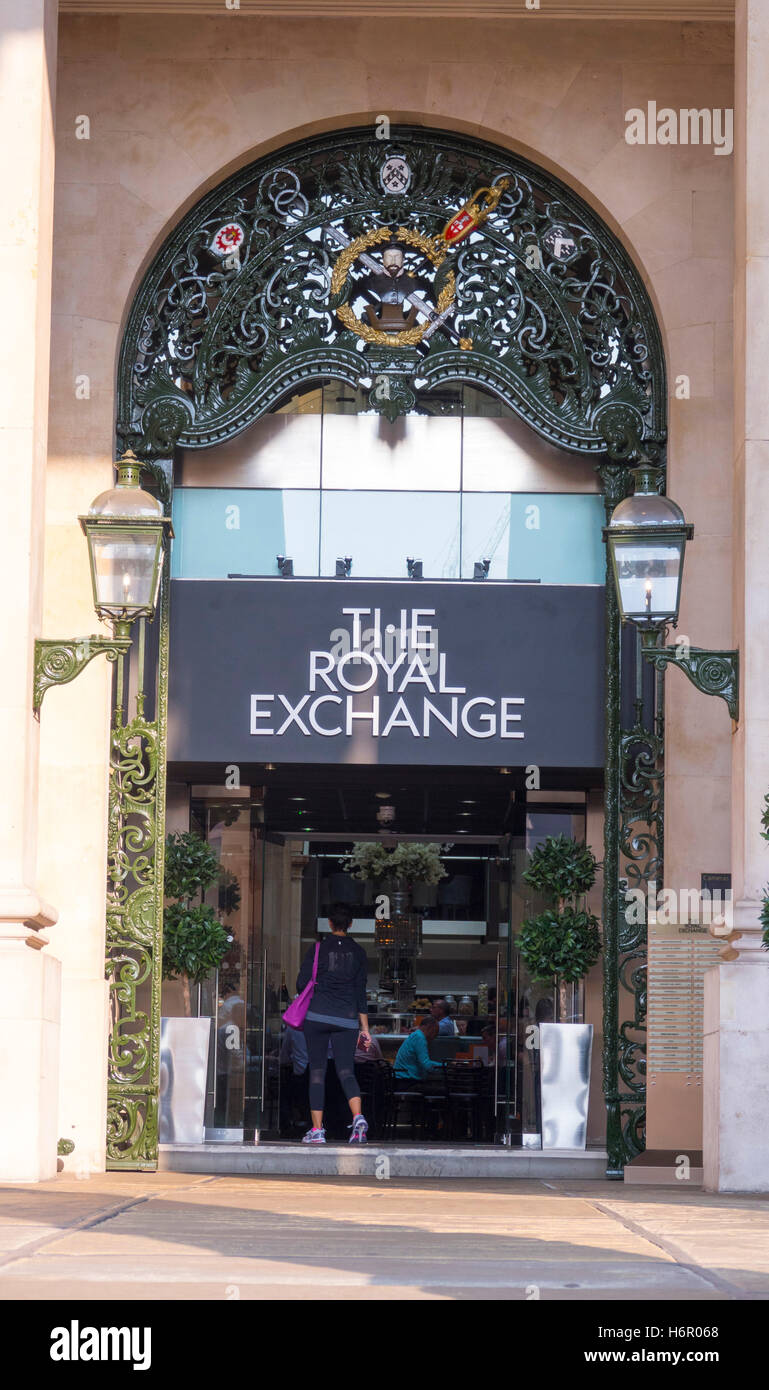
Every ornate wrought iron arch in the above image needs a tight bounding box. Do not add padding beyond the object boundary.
[117,125,665,462]
[108,125,666,1174]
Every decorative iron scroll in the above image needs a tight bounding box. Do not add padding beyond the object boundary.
[105,563,170,1170]
[614,716,663,1167]
[642,642,739,723]
[33,635,131,717]
[117,125,665,451]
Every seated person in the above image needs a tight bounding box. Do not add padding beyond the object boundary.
[430,999,458,1035]
[479,1023,496,1065]
[280,1024,309,1076]
[394,1017,443,1082]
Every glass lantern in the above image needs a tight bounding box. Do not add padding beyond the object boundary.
[604,466,693,627]
[79,451,173,629]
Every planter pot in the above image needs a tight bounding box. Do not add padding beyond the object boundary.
[539,1022,593,1150]
[159,1016,212,1144]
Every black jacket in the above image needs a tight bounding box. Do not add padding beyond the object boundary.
[296,934,368,1021]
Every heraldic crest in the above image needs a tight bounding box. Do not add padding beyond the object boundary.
[119,127,664,447]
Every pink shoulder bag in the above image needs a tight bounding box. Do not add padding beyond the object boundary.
[282,942,320,1028]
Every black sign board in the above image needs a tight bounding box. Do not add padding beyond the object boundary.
[701,873,731,895]
[168,579,605,767]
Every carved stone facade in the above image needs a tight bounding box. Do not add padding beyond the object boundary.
[3,3,755,1183]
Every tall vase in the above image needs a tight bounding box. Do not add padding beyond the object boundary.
[539,1022,593,1149]
[376,879,422,1007]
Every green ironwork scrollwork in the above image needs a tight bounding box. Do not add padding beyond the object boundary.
[117,125,665,446]
[640,634,739,722]
[105,539,171,1169]
[33,636,131,717]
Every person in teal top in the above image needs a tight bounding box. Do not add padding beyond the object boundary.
[394,1017,443,1081]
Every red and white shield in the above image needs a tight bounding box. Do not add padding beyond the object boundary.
[211,222,246,257]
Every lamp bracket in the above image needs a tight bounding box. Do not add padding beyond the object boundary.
[639,631,739,722]
[33,635,132,717]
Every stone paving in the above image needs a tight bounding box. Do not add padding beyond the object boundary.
[0,1173,768,1300]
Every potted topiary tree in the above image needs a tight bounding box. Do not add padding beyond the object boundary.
[518,834,601,1149]
[159,831,233,1144]
[519,834,601,1022]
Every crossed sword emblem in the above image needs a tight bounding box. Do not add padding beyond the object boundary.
[318,178,510,349]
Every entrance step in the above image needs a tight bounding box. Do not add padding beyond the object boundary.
[159,1142,609,1180]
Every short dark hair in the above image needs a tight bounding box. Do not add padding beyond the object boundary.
[420,1016,439,1037]
[328,901,354,932]
[432,998,449,1016]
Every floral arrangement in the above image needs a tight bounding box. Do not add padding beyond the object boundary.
[344,841,448,886]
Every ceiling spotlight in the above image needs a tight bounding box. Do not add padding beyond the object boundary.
[290,797,306,802]
[375,791,391,799]
[462,799,476,804]
[264,763,277,772]
[498,767,511,775]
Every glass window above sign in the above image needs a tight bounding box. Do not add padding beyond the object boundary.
[171,489,321,579]
[171,488,604,584]
[461,493,604,583]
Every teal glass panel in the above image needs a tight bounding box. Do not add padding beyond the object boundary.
[320,491,461,578]
[460,493,605,583]
[171,489,321,578]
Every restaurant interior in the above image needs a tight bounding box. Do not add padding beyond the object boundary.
[169,763,598,1146]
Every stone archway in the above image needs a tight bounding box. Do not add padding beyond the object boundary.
[109,124,666,1171]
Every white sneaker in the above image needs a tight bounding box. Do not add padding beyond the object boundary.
[349,1116,368,1144]
[302,1127,326,1145]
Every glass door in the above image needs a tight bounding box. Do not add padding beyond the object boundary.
[246,834,283,1138]
[487,833,518,1144]
[247,832,309,1139]
[187,794,255,1140]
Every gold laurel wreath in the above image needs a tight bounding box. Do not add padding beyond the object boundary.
[331,224,455,348]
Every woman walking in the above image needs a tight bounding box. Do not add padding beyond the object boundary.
[296,902,371,1145]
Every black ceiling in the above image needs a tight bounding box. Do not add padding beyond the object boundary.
[175,761,601,837]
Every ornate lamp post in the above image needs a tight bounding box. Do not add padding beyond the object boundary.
[604,465,739,722]
[34,448,174,1169]
[33,451,173,713]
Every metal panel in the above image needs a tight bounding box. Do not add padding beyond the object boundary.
[647,927,723,1076]
[159,1017,212,1145]
[540,1023,593,1150]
